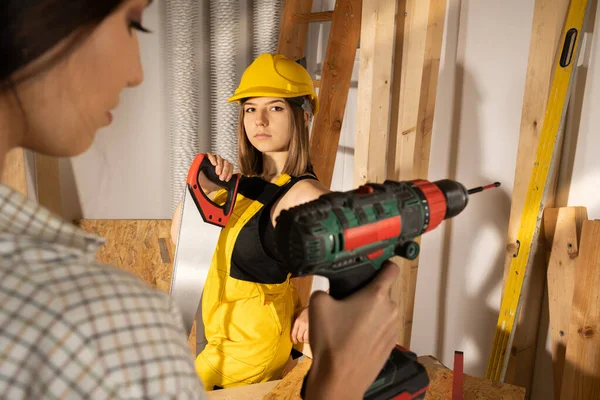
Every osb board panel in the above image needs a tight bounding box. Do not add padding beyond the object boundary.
[77,219,174,289]
[76,219,197,353]
[206,380,280,400]
[262,356,525,399]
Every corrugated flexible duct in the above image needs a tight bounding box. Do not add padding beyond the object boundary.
[167,0,285,211]
[209,0,241,168]
[165,0,203,211]
[253,0,284,58]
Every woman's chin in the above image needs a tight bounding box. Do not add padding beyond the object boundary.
[251,143,287,154]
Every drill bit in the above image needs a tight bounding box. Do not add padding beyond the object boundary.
[467,182,501,195]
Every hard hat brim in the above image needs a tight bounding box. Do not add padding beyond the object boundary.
[228,87,313,103]
[228,88,319,114]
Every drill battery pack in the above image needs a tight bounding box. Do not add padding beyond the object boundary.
[300,346,429,400]
[364,346,429,400]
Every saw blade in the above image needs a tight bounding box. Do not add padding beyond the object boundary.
[170,153,240,354]
[171,187,222,350]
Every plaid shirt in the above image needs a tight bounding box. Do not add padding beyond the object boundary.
[0,184,206,399]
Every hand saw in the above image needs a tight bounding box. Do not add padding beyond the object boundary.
[170,153,240,352]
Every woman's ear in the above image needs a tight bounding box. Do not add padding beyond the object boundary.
[304,110,310,127]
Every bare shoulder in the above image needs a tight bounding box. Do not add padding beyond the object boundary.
[281,178,330,209]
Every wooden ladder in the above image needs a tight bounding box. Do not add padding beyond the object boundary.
[277,0,362,308]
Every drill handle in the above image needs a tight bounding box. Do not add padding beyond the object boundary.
[327,261,379,300]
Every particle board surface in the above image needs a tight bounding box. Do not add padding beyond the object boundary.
[259,355,525,399]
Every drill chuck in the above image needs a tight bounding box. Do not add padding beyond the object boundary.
[434,179,469,219]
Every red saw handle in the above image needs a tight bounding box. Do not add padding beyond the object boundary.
[186,153,240,228]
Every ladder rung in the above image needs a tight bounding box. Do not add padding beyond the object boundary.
[292,11,334,23]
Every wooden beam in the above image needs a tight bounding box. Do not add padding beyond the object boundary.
[353,0,397,186]
[387,0,447,347]
[288,0,361,308]
[278,0,316,308]
[292,11,334,23]
[309,0,362,189]
[1,147,28,196]
[500,0,571,391]
[388,0,430,182]
[543,207,587,398]
[277,0,314,61]
[560,220,600,399]
[35,155,62,216]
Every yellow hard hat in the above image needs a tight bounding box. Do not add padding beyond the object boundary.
[228,53,319,114]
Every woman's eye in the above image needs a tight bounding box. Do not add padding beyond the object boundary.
[244,107,255,113]
[271,106,284,111]
[129,21,151,33]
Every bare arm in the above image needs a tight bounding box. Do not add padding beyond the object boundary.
[278,178,330,344]
[271,179,330,227]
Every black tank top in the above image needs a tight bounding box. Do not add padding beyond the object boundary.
[230,174,317,284]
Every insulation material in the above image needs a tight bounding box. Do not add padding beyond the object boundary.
[252,0,284,58]
[165,0,202,211]
[209,0,241,167]
[166,0,284,210]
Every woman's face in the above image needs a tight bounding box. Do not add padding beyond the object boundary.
[243,97,293,154]
[10,0,151,157]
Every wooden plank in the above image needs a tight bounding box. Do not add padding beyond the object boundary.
[75,219,198,353]
[309,0,362,189]
[289,0,362,308]
[277,0,314,61]
[544,207,587,397]
[292,11,334,23]
[35,155,62,216]
[263,355,526,399]
[500,0,571,391]
[560,220,600,399]
[387,0,447,347]
[353,0,397,186]
[1,147,27,196]
[278,0,317,311]
[388,0,430,181]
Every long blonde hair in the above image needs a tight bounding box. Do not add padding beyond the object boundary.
[237,99,313,177]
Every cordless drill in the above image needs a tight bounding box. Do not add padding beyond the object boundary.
[275,178,499,400]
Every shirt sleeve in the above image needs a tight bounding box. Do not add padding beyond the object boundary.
[23,263,207,399]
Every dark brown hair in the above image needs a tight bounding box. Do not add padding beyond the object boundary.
[1,0,124,89]
[237,99,313,177]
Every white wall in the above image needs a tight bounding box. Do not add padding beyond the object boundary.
[411,0,532,375]
[62,0,600,397]
[63,2,170,220]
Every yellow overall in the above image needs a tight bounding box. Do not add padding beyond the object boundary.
[195,173,307,390]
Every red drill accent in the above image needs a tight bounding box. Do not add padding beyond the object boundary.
[357,185,375,194]
[367,249,384,260]
[412,180,446,232]
[344,216,402,251]
[391,386,429,400]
